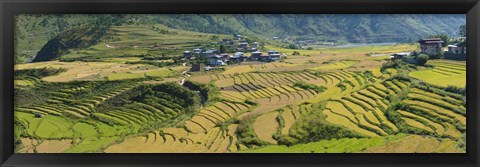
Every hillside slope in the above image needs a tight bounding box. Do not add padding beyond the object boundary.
[148,14,465,42]
[16,14,465,63]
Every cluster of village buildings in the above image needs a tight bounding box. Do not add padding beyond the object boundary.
[391,38,467,61]
[180,35,285,71]
[184,35,467,72]
[183,48,282,68]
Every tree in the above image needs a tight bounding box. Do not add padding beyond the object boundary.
[288,43,299,49]
[219,44,226,53]
[459,25,466,37]
[415,54,429,66]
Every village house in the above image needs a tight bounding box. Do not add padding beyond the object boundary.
[230,52,247,63]
[444,42,467,60]
[418,38,444,55]
[267,50,281,61]
[202,50,216,57]
[190,63,205,72]
[252,42,260,48]
[447,42,467,55]
[390,52,410,60]
[268,50,279,55]
[249,51,262,61]
[183,50,192,59]
[234,34,241,40]
[211,48,219,54]
[193,48,202,54]
[208,53,229,66]
[260,54,271,62]
[237,42,249,51]
[220,53,229,61]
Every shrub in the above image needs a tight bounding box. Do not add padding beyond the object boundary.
[445,85,466,95]
[380,59,406,72]
[236,115,269,147]
[244,99,258,106]
[415,54,429,66]
[293,81,327,93]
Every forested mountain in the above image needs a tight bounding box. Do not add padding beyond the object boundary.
[15,14,465,63]
[146,14,465,43]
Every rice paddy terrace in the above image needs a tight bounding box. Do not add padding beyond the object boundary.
[13,24,466,153]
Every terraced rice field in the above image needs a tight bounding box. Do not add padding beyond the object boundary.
[240,134,459,153]
[107,100,250,153]
[15,81,202,153]
[14,26,465,154]
[409,60,466,87]
[309,60,359,71]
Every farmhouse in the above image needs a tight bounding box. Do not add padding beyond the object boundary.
[418,38,444,55]
[444,42,467,60]
[447,42,466,55]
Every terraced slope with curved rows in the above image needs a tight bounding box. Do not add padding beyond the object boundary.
[15,82,202,153]
[409,61,466,87]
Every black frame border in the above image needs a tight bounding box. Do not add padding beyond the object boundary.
[1,0,479,166]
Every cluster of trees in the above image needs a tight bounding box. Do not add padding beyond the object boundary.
[270,103,362,145]
[381,59,415,72]
[183,80,220,104]
[15,67,67,80]
[236,115,270,147]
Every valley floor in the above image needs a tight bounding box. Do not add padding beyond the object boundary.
[14,43,466,153]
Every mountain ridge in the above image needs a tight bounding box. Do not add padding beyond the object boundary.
[15,14,466,63]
